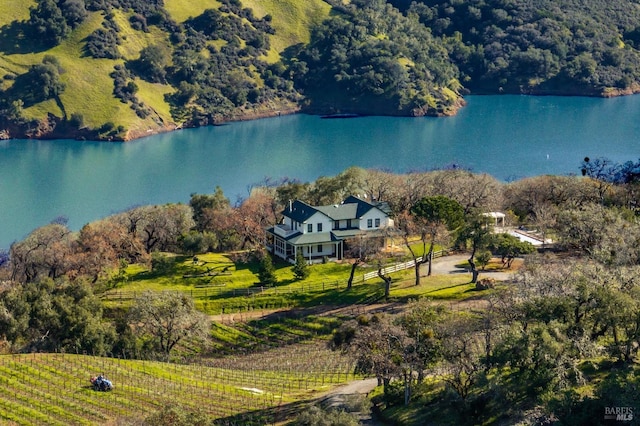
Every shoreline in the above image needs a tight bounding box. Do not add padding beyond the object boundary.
[3,88,639,142]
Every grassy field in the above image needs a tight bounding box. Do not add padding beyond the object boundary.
[164,0,222,23]
[0,342,358,425]
[102,250,485,315]
[0,246,493,423]
[0,7,171,132]
[0,2,33,27]
[242,0,331,61]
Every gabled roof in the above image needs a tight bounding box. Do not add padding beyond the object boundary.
[342,195,379,218]
[352,196,393,216]
[283,196,390,223]
[315,203,358,220]
[283,200,327,223]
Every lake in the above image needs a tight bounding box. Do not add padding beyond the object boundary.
[1,94,639,249]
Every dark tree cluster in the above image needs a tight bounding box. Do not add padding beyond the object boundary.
[84,11,122,59]
[7,0,640,136]
[28,0,88,47]
[158,5,295,125]
[402,0,640,94]
[111,64,151,119]
[0,56,65,112]
[292,0,462,116]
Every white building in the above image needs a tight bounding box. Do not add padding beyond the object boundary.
[265,196,394,263]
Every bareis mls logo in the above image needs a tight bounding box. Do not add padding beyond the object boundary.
[604,407,633,422]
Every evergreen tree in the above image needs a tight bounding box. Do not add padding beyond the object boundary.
[258,252,277,286]
[292,250,310,280]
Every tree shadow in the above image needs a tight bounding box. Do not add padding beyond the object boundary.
[0,21,52,54]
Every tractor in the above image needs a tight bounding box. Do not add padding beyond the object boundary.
[90,375,113,391]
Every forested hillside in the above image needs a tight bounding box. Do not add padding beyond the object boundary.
[393,0,640,95]
[2,0,640,140]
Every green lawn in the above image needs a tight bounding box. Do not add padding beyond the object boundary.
[105,251,485,314]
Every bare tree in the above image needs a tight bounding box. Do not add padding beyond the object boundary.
[431,170,502,215]
[128,291,209,360]
[437,316,484,401]
[410,196,464,280]
[10,223,74,283]
[345,234,379,289]
[361,168,395,202]
[457,212,492,283]
[76,219,147,283]
[347,316,407,393]
[530,201,558,249]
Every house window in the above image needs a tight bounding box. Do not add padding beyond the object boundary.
[333,221,339,230]
[317,244,322,253]
[307,223,312,233]
[347,219,352,228]
[317,223,323,232]
[367,219,373,228]
[375,218,380,228]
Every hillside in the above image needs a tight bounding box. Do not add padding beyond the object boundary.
[3,0,640,140]
[0,0,331,141]
[2,165,640,423]
[0,344,357,424]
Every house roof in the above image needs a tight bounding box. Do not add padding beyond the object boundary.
[282,196,390,223]
[343,195,376,218]
[265,227,340,244]
[316,196,386,221]
[315,203,358,220]
[286,232,341,245]
[283,200,325,223]
[332,229,390,239]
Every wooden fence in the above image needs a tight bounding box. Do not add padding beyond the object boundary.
[362,250,446,281]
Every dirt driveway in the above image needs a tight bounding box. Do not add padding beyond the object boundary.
[425,253,516,282]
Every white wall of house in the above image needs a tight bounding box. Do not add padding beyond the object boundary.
[302,212,332,234]
[302,243,335,258]
[283,216,298,230]
[359,208,390,230]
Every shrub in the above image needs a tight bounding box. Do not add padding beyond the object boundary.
[293,405,359,426]
[258,253,277,286]
[292,250,310,280]
[69,112,84,128]
[151,252,174,275]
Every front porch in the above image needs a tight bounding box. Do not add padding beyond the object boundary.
[265,229,343,264]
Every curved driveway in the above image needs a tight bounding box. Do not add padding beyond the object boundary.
[424,254,516,281]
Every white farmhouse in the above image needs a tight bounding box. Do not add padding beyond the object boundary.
[265,196,394,263]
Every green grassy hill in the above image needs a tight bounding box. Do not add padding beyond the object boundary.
[0,343,357,424]
[4,0,640,140]
[0,0,331,140]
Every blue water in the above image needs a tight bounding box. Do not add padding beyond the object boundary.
[1,95,639,248]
